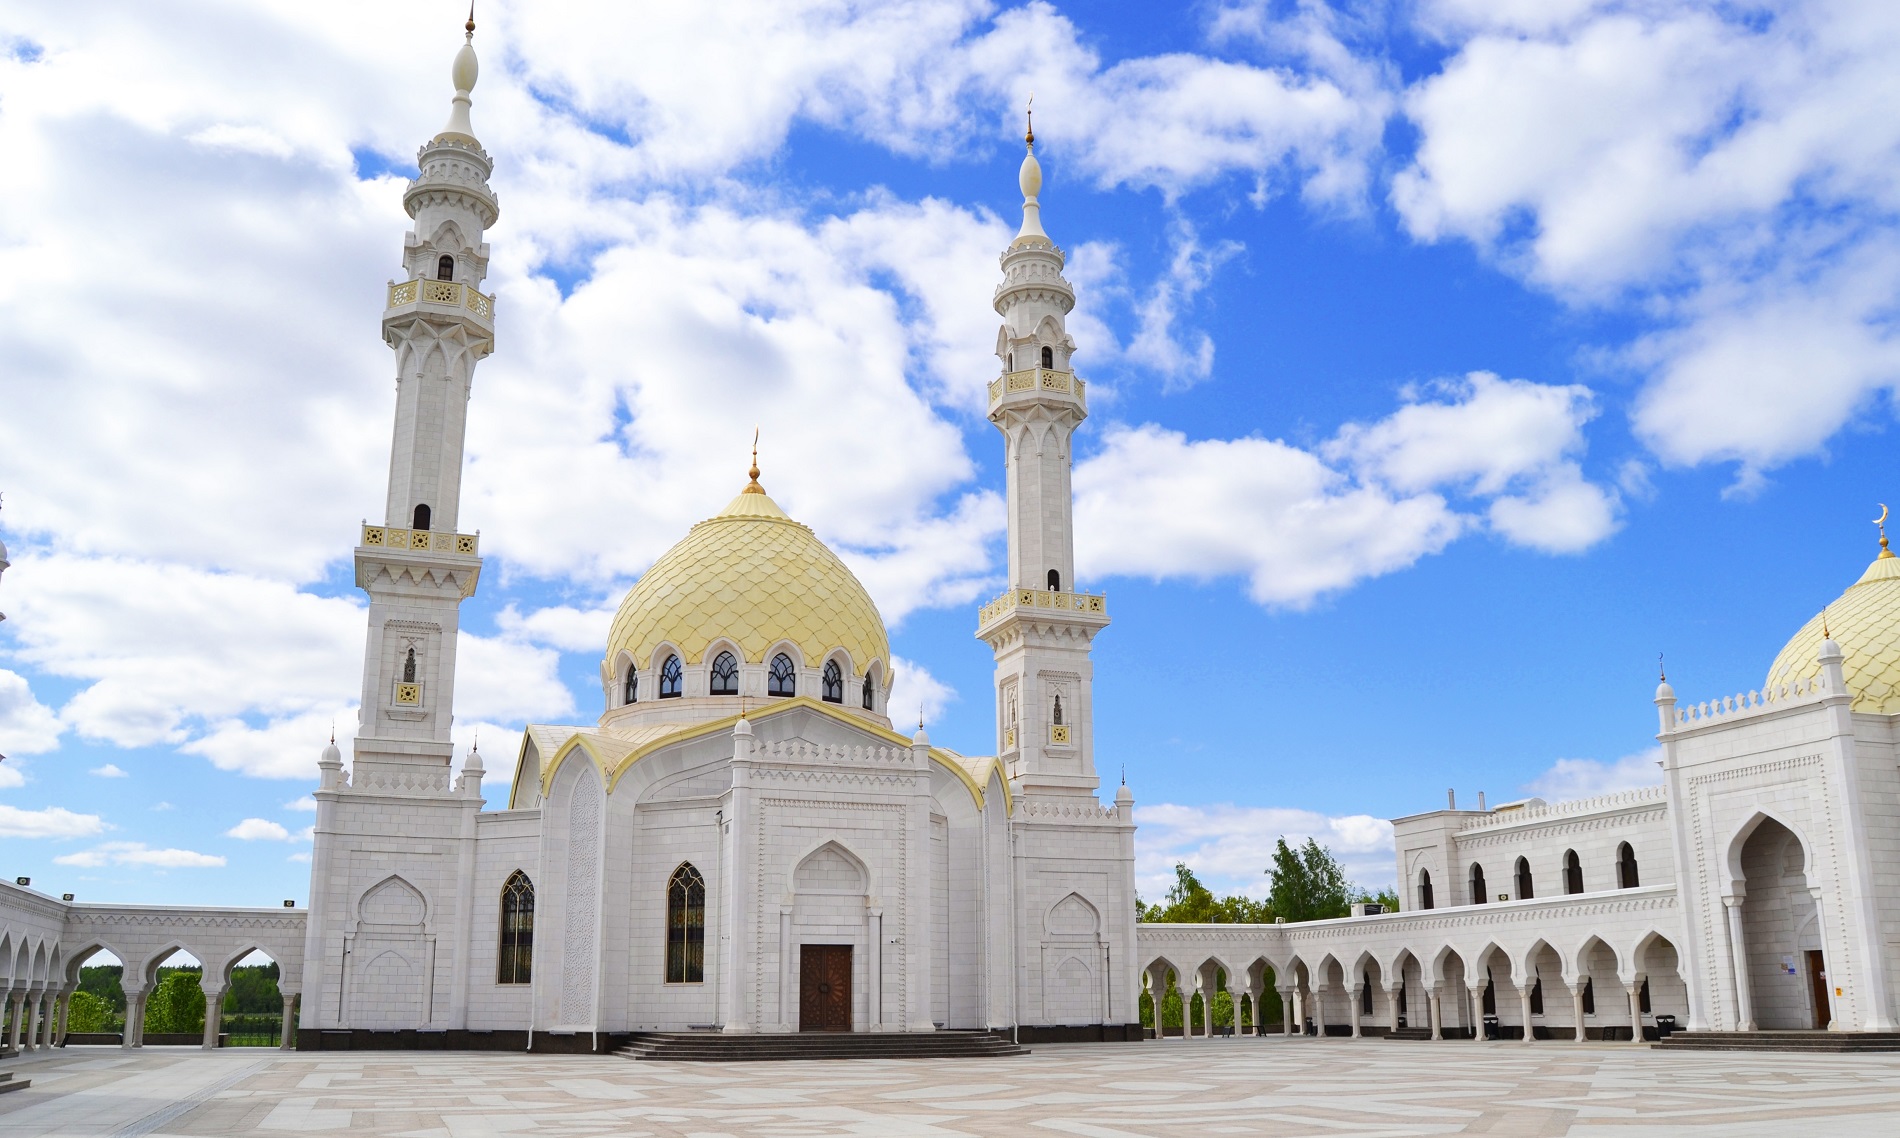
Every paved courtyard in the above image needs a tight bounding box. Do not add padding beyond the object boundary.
[3,1039,1900,1137]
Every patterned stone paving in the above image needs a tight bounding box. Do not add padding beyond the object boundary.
[5,1039,1900,1136]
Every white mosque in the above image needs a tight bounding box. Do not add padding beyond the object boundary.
[3,22,1900,1056]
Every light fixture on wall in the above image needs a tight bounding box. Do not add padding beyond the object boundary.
[62,893,74,901]
[13,876,27,886]
[283,899,296,907]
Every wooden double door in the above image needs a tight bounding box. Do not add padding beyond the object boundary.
[799,944,852,1032]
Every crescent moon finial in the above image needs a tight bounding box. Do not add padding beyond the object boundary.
[1878,503,1892,558]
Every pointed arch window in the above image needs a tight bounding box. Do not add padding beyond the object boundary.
[436,254,455,281]
[822,659,844,703]
[1616,842,1640,888]
[659,654,683,699]
[861,676,875,710]
[1040,345,1054,368]
[497,870,534,984]
[623,667,638,705]
[403,647,417,684]
[1515,857,1534,900]
[1417,868,1434,910]
[1052,695,1064,725]
[1563,849,1584,895]
[710,651,738,696]
[1469,863,1487,905]
[1047,569,1061,591]
[666,862,705,983]
[768,653,796,697]
[413,503,432,531]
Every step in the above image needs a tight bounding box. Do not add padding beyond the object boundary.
[0,1071,30,1094]
[617,1030,1030,1061]
[1655,1031,1900,1053]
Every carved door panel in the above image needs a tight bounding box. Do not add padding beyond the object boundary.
[799,944,852,1032]
[1807,950,1831,1029]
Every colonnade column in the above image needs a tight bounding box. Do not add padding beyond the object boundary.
[1280,987,1295,1038]
[125,987,147,1048]
[1519,984,1535,1044]
[23,991,42,1051]
[280,994,298,1050]
[1349,986,1362,1038]
[1572,984,1587,1042]
[1723,895,1756,1030]
[1314,986,1328,1038]
[1469,986,1486,1042]
[37,992,57,1048]
[1628,983,1646,1044]
[201,984,226,1050]
[1427,987,1442,1041]
[1384,983,1400,1034]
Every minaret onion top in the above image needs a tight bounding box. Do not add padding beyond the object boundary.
[1016,96,1046,243]
[436,10,482,145]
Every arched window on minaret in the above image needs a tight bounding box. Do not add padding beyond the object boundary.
[403,647,417,684]
[1047,569,1060,591]
[1041,345,1053,368]
[861,676,875,710]
[822,660,843,703]
[497,870,534,984]
[1052,695,1063,725]
[437,254,454,281]
[413,503,431,531]
[659,654,683,699]
[623,668,638,705]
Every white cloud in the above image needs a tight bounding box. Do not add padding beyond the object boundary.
[0,764,22,790]
[1523,746,1665,801]
[1076,423,1465,607]
[1393,3,1900,478]
[225,817,291,841]
[0,669,63,756]
[288,851,312,864]
[88,763,128,778]
[284,797,317,812]
[0,803,105,838]
[1135,802,1395,900]
[54,841,225,868]
[889,656,956,735]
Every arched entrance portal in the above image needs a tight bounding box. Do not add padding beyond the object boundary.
[1734,816,1830,1030]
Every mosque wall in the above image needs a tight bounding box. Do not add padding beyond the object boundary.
[463,810,537,1031]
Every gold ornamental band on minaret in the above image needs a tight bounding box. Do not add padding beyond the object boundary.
[1876,503,1892,558]
[743,427,765,494]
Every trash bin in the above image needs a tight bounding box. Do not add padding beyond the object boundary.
[1483,1015,1500,1041]
[1654,1014,1678,1039]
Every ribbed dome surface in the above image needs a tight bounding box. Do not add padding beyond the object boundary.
[1766,551,1900,714]
[605,485,888,673]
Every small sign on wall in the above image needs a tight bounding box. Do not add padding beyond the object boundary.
[1781,956,1797,976]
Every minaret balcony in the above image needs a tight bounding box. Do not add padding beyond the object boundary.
[977,586,1107,633]
[361,524,479,556]
[386,278,495,324]
[987,367,1086,411]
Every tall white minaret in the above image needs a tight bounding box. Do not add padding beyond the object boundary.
[977,114,1109,798]
[351,14,497,780]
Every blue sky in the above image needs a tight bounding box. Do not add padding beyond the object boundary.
[2,0,1898,907]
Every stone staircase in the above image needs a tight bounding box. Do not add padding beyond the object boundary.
[0,1069,30,1095]
[1655,1030,1900,1053]
[1382,1028,1433,1041]
[616,1030,1029,1061]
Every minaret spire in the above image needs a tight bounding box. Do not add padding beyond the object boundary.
[978,123,1106,797]
[438,7,482,144]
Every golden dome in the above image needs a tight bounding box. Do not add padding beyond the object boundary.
[1765,549,1900,713]
[605,483,889,674]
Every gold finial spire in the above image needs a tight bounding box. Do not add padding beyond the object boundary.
[1658,653,1666,683]
[1877,503,1892,559]
[1823,607,1832,639]
[1025,92,1035,151]
[743,427,765,494]
[466,2,476,36]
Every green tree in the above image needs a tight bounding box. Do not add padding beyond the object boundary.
[78,964,127,1015]
[1143,863,1275,923]
[1266,837,1353,922]
[1357,886,1400,913]
[65,990,115,1033]
[224,962,282,1014]
[144,970,206,1035]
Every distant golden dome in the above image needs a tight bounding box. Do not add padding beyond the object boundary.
[605,484,888,675]
[1766,549,1900,713]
